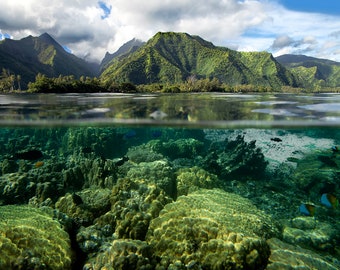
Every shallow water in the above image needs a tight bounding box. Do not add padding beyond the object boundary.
[1,93,340,269]
[1,92,340,127]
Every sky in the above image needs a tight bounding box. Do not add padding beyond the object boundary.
[0,0,339,63]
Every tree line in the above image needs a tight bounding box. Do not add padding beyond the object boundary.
[0,69,22,92]
[2,70,338,93]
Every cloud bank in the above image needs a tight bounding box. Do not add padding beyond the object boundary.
[0,0,339,63]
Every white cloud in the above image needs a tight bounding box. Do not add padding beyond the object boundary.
[0,0,339,63]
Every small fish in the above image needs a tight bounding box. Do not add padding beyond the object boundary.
[14,150,43,160]
[270,137,282,142]
[331,146,338,153]
[287,157,299,163]
[34,161,44,168]
[299,203,316,217]
[320,193,338,209]
[115,156,129,167]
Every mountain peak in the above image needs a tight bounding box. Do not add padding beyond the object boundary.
[100,38,145,71]
[38,33,60,46]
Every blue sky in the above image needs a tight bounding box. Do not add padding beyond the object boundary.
[0,0,339,62]
[279,0,340,15]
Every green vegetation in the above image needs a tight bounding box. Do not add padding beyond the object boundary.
[1,32,340,93]
[276,54,340,90]
[27,74,138,93]
[0,33,97,89]
[0,68,22,92]
[100,32,298,90]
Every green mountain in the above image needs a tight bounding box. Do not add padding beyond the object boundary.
[276,54,340,89]
[100,38,145,72]
[100,32,298,89]
[0,33,98,89]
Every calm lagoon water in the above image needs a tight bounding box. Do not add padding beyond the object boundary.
[1,93,340,269]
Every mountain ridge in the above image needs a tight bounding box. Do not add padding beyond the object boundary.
[1,31,339,91]
[100,32,298,89]
[276,54,340,88]
[0,33,98,89]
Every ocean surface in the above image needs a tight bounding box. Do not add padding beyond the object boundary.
[0,92,340,269]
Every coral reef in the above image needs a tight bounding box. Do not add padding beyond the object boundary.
[84,239,155,270]
[76,177,173,265]
[125,159,176,198]
[61,127,127,158]
[146,188,280,269]
[202,135,268,181]
[110,178,173,240]
[152,138,205,159]
[176,166,224,196]
[127,142,165,163]
[0,205,72,269]
[55,188,111,226]
[1,126,340,269]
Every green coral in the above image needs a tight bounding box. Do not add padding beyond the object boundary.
[176,166,223,196]
[110,178,173,240]
[153,138,204,159]
[0,205,72,269]
[55,188,111,226]
[125,159,176,198]
[146,188,280,269]
[85,239,154,270]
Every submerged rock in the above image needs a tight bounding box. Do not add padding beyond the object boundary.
[0,205,72,269]
[267,238,339,270]
[283,218,338,253]
[146,188,280,269]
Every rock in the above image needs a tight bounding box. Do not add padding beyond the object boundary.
[146,188,280,269]
[283,220,338,252]
[0,205,72,269]
[290,216,316,230]
[292,152,340,199]
[266,238,339,269]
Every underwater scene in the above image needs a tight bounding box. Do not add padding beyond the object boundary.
[1,93,340,269]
